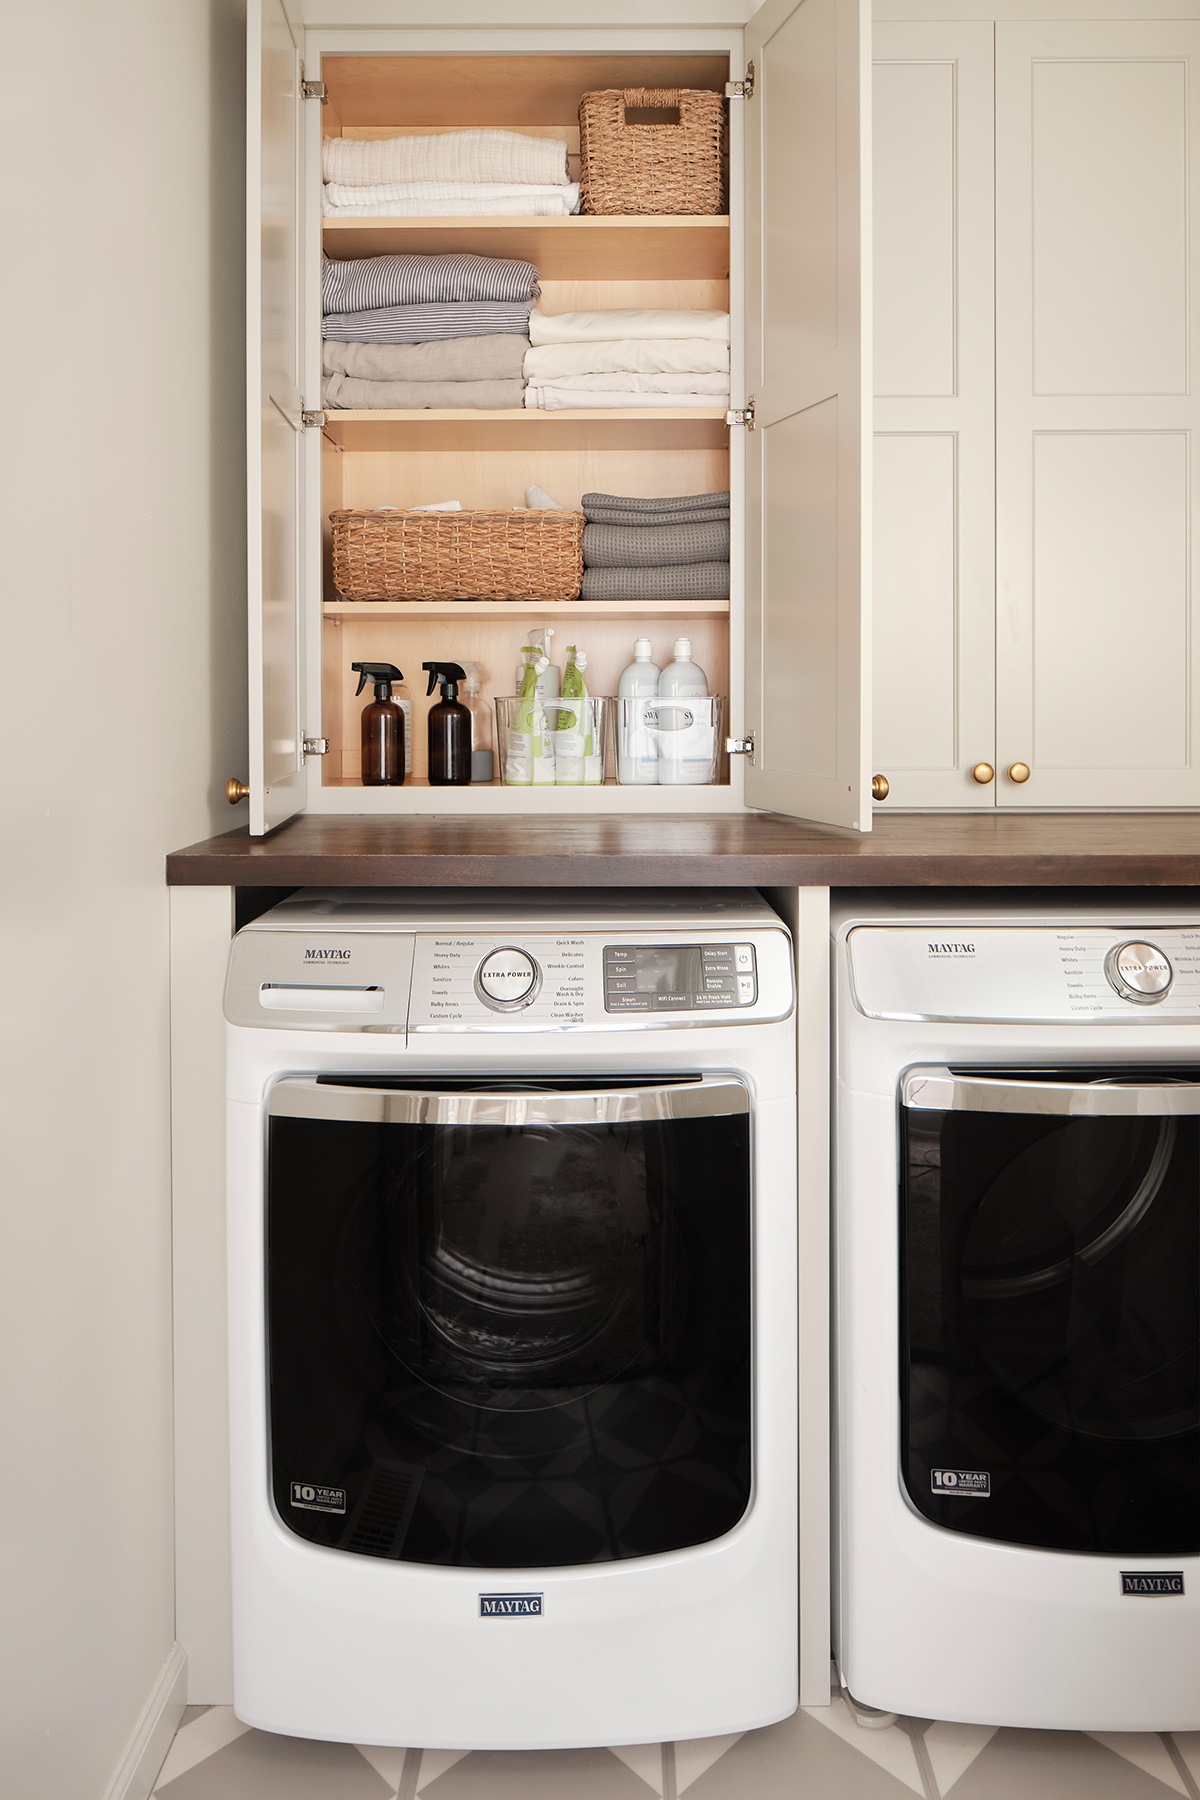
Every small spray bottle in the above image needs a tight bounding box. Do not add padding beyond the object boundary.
[422,662,471,785]
[352,661,406,786]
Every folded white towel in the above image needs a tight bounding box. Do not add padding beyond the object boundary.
[323,129,570,189]
[525,387,730,411]
[532,370,732,394]
[324,179,580,210]
[525,484,566,509]
[528,308,730,347]
[523,338,731,381]
[324,194,578,219]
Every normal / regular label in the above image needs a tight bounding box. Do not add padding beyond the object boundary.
[931,1468,990,1497]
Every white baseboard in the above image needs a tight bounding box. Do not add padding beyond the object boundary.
[100,1642,188,1800]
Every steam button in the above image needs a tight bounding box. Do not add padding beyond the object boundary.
[475,947,541,1012]
[1104,941,1173,1004]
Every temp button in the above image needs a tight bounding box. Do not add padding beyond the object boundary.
[474,947,542,1012]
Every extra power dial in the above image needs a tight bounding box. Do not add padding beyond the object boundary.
[474,946,542,1012]
[1103,940,1173,1004]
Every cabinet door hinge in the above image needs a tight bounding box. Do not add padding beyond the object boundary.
[301,408,327,430]
[302,736,330,759]
[725,732,756,765]
[725,63,754,100]
[301,78,328,102]
[725,397,755,430]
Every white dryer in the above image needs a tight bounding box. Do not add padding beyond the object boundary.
[834,893,1200,1732]
[225,889,797,1749]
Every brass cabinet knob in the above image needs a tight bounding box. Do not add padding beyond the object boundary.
[226,779,250,804]
[1007,762,1031,785]
[871,774,890,801]
[971,762,995,785]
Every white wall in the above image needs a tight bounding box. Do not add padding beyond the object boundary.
[0,2,247,1795]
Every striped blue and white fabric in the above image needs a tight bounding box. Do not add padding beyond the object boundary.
[322,253,540,316]
[321,299,536,344]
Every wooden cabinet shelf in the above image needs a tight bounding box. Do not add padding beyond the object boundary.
[321,409,730,450]
[322,215,732,279]
[322,599,730,621]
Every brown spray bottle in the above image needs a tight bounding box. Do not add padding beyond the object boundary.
[352,661,406,786]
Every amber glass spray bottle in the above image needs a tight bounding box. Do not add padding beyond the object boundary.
[352,661,406,785]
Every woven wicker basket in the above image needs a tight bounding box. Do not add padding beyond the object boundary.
[330,509,584,601]
[578,87,725,216]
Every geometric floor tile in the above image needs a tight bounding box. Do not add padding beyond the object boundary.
[417,1746,658,1798]
[675,1733,745,1793]
[686,1707,926,1800]
[414,1748,470,1792]
[354,1743,414,1792]
[154,1707,252,1790]
[922,1721,997,1796]
[1088,1733,1193,1798]
[609,1742,665,1794]
[802,1695,928,1795]
[154,1728,393,1800]
[1172,1734,1200,1795]
[942,1727,1185,1799]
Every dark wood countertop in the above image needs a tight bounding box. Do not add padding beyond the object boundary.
[167,811,1200,888]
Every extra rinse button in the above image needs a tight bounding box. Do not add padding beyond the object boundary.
[474,947,542,1012]
[1104,940,1173,1004]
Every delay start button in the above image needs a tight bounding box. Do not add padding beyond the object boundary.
[1104,940,1173,1004]
[474,946,542,1012]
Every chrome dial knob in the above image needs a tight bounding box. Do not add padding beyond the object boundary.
[474,946,542,1012]
[1104,940,1173,1004]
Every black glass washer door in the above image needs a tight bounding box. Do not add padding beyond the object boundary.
[901,1067,1199,1556]
[266,1076,752,1569]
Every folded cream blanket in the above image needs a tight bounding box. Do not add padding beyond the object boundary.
[323,372,525,410]
[322,300,534,343]
[324,194,578,219]
[524,338,730,381]
[580,563,730,602]
[583,520,731,567]
[525,387,728,411]
[529,308,729,346]
[324,179,580,211]
[323,253,539,315]
[533,370,731,394]
[323,129,570,188]
[323,336,530,382]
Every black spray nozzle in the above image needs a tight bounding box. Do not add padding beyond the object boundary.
[424,661,467,700]
[352,661,404,700]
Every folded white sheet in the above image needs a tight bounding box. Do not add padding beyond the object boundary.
[525,387,730,411]
[532,370,732,394]
[324,193,578,219]
[523,338,731,381]
[323,129,570,188]
[528,308,730,347]
[324,179,580,210]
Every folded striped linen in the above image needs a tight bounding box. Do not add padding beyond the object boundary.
[583,490,731,518]
[323,181,579,216]
[323,253,540,315]
[583,520,730,567]
[323,336,530,382]
[323,372,525,410]
[529,308,730,347]
[525,386,728,410]
[322,129,570,189]
[534,371,731,394]
[324,193,578,219]
[580,562,730,602]
[321,300,535,343]
[523,339,729,381]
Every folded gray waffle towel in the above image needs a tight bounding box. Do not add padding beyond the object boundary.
[580,562,730,602]
[583,520,731,568]
[583,504,730,527]
[581,489,730,520]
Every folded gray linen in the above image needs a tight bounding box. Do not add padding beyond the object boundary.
[582,520,731,568]
[323,253,540,315]
[582,504,730,527]
[582,489,730,519]
[323,336,530,382]
[580,562,730,602]
[322,373,526,410]
[322,299,534,342]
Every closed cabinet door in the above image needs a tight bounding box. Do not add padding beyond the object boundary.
[871,23,996,811]
[995,23,1200,809]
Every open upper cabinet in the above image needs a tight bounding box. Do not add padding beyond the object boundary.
[247,0,871,835]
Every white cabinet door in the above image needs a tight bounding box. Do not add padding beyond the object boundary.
[995,23,1200,810]
[247,0,306,835]
[872,23,995,811]
[744,0,872,829]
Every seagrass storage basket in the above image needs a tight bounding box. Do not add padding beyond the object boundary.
[330,509,584,601]
[578,87,725,216]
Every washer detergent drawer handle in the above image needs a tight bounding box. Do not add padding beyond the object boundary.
[903,1066,1200,1116]
[267,1075,748,1126]
[260,984,384,1013]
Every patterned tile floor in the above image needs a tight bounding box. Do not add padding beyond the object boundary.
[153,1686,1200,1800]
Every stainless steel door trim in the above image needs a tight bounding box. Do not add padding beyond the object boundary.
[903,1066,1200,1116]
[268,1075,750,1127]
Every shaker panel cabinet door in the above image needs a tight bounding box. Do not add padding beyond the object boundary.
[871,23,995,811]
[995,24,1200,810]
[247,0,306,835]
[744,0,872,829]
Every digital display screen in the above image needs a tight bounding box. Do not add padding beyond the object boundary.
[604,943,756,1013]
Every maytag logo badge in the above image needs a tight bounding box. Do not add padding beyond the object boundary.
[479,1593,543,1618]
[928,942,976,958]
[304,948,351,962]
[290,1481,346,1515]
[1121,1572,1184,1596]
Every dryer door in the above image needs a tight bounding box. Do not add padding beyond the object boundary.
[265,1075,752,1568]
[901,1067,1200,1555]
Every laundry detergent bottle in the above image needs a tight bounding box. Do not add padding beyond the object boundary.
[352,661,406,786]
[553,645,590,785]
[656,636,711,787]
[422,662,471,785]
[617,638,661,785]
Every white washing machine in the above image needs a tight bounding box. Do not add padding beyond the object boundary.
[834,893,1200,1731]
[225,888,797,1750]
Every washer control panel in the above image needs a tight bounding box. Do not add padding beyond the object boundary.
[604,942,758,1012]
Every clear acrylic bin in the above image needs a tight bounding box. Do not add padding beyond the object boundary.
[495,696,612,786]
[616,695,726,786]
